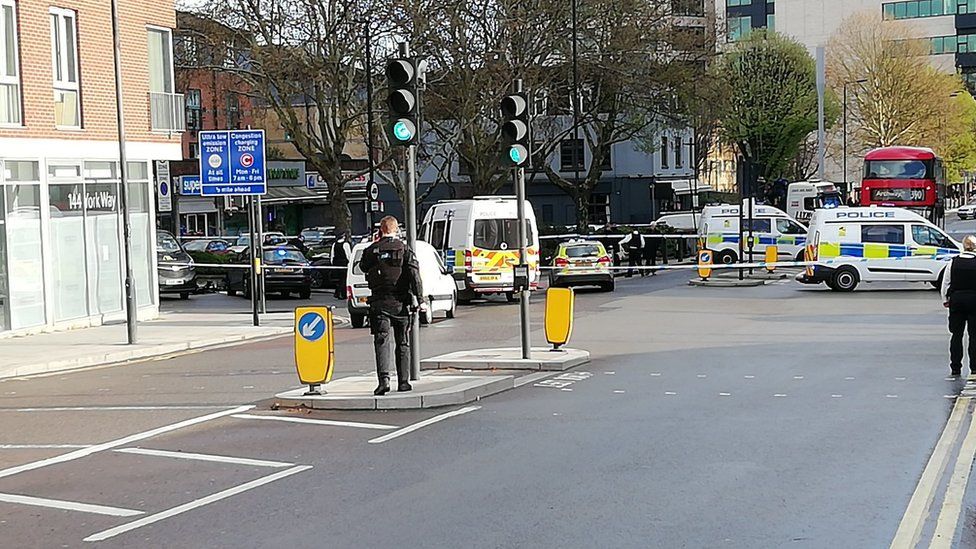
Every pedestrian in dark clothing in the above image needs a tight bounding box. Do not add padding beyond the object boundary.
[331,232,352,299]
[359,216,424,395]
[644,232,661,275]
[619,230,645,277]
[943,235,976,376]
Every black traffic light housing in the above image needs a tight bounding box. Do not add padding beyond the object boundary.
[500,91,530,168]
[386,57,419,146]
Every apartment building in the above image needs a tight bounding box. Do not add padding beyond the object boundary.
[0,0,183,335]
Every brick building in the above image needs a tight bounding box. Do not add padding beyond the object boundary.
[0,0,183,335]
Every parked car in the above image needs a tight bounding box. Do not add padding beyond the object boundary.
[156,230,196,300]
[226,246,312,299]
[959,203,976,220]
[346,240,458,328]
[300,227,336,247]
[183,238,233,255]
[549,239,614,292]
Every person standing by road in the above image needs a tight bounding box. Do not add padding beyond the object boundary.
[619,229,645,277]
[331,232,352,299]
[359,217,424,395]
[942,235,976,376]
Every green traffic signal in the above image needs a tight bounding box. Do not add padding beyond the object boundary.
[508,145,528,165]
[393,120,415,142]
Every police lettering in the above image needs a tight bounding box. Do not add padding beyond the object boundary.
[835,211,895,219]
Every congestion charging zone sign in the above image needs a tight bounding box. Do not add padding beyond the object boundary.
[199,130,267,196]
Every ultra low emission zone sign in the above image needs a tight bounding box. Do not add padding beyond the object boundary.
[294,307,335,390]
[199,130,268,196]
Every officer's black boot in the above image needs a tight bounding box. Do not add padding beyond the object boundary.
[374,377,390,396]
[398,381,412,392]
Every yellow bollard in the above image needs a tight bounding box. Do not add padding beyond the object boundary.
[697,249,713,280]
[545,287,575,350]
[294,306,335,395]
[765,245,777,273]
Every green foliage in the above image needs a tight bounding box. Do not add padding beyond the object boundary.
[717,30,834,181]
[944,92,976,184]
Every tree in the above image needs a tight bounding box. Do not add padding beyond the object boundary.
[716,30,832,183]
[827,11,966,156]
[943,93,976,184]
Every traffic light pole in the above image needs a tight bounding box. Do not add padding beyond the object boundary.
[515,166,531,360]
[407,143,420,381]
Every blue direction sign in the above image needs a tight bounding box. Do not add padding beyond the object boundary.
[180,175,201,195]
[199,130,267,196]
[298,311,326,342]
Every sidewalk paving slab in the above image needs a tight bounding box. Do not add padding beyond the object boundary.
[420,347,590,371]
[274,373,516,410]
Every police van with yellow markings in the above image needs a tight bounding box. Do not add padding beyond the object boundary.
[699,202,808,265]
[798,207,960,292]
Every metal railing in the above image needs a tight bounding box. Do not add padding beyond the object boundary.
[149,91,186,133]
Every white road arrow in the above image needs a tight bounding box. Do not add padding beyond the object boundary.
[301,315,322,339]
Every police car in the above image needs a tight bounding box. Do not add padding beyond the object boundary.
[798,206,960,291]
[548,239,614,292]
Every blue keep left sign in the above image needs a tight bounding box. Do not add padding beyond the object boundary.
[298,311,326,342]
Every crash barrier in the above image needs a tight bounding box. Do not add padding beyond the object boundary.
[294,306,335,395]
[544,287,575,350]
[537,254,956,272]
[540,233,700,240]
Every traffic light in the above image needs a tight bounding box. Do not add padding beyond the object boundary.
[386,57,419,146]
[500,92,530,167]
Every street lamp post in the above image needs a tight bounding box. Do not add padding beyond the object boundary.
[842,79,866,201]
[571,0,583,231]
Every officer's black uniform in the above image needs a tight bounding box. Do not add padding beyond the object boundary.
[359,236,423,394]
[945,251,976,375]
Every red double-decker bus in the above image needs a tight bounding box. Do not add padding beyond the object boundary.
[860,146,945,225]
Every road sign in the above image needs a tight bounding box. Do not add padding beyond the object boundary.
[294,307,334,388]
[697,249,713,280]
[199,130,267,196]
[306,174,316,189]
[369,201,383,212]
[155,161,172,213]
[367,180,379,201]
[180,175,201,195]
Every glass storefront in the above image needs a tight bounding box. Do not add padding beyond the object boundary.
[0,157,158,334]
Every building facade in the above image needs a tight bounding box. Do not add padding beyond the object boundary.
[0,0,182,335]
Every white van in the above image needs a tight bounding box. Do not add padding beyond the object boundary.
[786,180,843,223]
[421,197,540,302]
[346,240,458,328]
[798,206,960,292]
[699,202,808,264]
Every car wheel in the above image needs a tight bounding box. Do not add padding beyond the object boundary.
[831,267,859,292]
[446,293,457,319]
[351,313,366,329]
[242,278,251,299]
[179,292,190,300]
[717,250,737,265]
[299,288,312,299]
[227,287,237,297]
[602,281,615,292]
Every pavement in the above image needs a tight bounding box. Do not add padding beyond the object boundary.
[2,271,976,547]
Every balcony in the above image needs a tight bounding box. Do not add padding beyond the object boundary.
[150,92,186,133]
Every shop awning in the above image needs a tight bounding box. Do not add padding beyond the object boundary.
[178,198,217,215]
[261,187,330,205]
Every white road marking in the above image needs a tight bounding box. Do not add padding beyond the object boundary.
[0,492,143,517]
[231,414,395,431]
[368,406,481,444]
[664,392,677,396]
[560,388,573,392]
[773,394,787,397]
[650,373,661,377]
[890,397,971,549]
[0,444,92,449]
[6,405,233,413]
[744,375,755,379]
[845,377,856,380]
[895,377,907,381]
[613,390,626,394]
[114,448,293,468]
[514,371,556,388]
[697,374,707,379]
[793,376,804,380]
[831,395,843,398]
[83,465,312,542]
[719,393,731,397]
[886,395,899,399]
[605,371,616,375]
[931,401,976,548]
[0,405,253,481]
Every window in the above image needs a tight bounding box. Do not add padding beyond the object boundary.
[50,8,80,128]
[883,0,951,18]
[541,204,554,223]
[429,220,447,251]
[861,224,905,244]
[911,225,954,248]
[743,219,771,233]
[600,146,612,171]
[672,0,705,16]
[147,27,174,94]
[776,218,806,235]
[0,1,20,125]
[560,139,584,171]
[473,219,534,250]
[727,16,752,41]
[226,92,240,129]
[185,89,202,131]
[660,135,669,168]
[189,142,199,159]
[588,194,609,224]
[727,0,750,6]
[675,138,683,168]
[766,14,775,30]
[864,159,930,179]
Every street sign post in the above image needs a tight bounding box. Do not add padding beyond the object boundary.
[294,307,335,395]
[156,161,171,213]
[199,130,268,196]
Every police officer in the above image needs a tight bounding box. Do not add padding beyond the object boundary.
[331,232,352,299]
[619,229,645,277]
[359,216,424,395]
[942,235,976,376]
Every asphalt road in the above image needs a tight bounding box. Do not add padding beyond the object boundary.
[0,269,971,548]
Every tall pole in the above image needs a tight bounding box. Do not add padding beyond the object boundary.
[406,143,420,380]
[256,194,265,313]
[738,160,745,281]
[111,0,137,344]
[842,83,848,198]
[514,79,531,360]
[571,0,583,231]
[248,197,259,327]
[365,20,375,233]
[816,46,826,181]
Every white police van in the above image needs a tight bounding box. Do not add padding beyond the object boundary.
[798,207,960,291]
[699,202,808,264]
